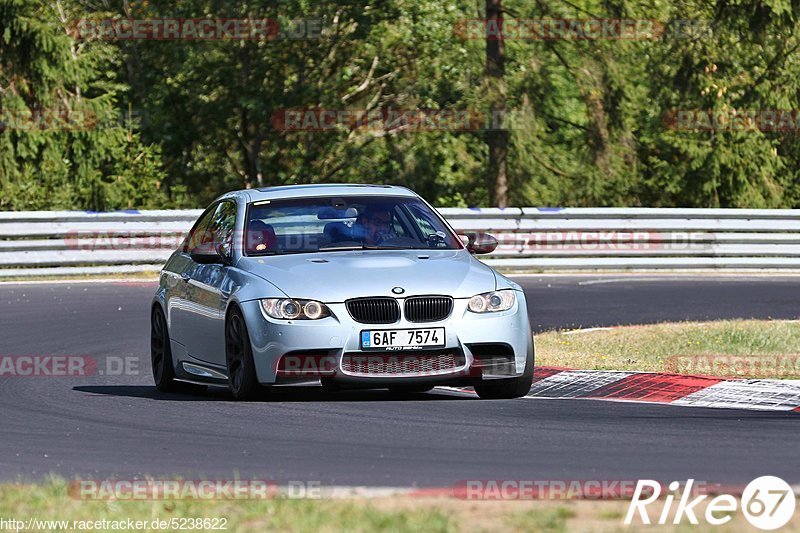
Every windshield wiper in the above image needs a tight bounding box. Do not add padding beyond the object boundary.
[362,244,418,250]
[317,243,419,252]
[248,250,316,256]
[317,244,367,251]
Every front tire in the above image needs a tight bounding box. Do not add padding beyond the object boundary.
[225,306,264,400]
[474,337,534,400]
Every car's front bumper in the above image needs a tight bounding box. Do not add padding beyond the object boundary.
[239,292,532,386]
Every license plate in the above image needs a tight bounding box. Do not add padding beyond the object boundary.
[361,328,445,350]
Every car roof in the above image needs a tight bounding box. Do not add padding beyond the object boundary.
[231,184,419,203]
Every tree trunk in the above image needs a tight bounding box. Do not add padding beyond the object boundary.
[485,0,508,207]
[239,45,264,189]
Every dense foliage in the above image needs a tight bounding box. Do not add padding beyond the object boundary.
[2,0,800,209]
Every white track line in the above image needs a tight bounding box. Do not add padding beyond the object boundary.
[561,327,615,335]
[0,278,157,286]
[576,276,800,285]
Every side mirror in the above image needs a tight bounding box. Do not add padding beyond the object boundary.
[190,242,225,264]
[461,232,498,255]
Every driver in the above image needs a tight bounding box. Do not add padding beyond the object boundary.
[355,205,396,246]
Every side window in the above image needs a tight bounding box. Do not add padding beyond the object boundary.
[209,201,237,250]
[182,201,237,253]
[406,203,457,248]
[183,206,217,253]
[388,206,409,238]
[407,204,437,236]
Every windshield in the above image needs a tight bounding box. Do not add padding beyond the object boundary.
[244,195,462,256]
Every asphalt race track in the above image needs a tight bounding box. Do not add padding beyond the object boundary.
[1,275,798,486]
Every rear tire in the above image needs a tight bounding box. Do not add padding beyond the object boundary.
[225,306,264,401]
[151,306,207,395]
[474,337,534,400]
[151,306,179,392]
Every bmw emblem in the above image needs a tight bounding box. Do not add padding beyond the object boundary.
[392,287,405,295]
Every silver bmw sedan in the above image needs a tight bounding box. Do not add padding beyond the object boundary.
[151,184,534,400]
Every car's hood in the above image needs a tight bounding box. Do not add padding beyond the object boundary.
[237,249,496,301]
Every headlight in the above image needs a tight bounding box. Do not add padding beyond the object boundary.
[260,298,331,320]
[467,290,516,313]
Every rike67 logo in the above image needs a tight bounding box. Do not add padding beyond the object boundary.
[626,476,796,530]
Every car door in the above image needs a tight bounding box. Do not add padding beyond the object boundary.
[182,201,237,367]
[166,205,217,349]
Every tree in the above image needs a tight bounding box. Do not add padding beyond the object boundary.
[0,0,185,210]
[485,0,509,207]
[4,0,800,210]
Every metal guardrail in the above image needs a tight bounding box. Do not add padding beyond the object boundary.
[2,207,800,277]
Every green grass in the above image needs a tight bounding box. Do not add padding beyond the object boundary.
[0,479,453,533]
[2,480,798,532]
[536,319,800,378]
[596,508,624,520]
[506,507,576,533]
